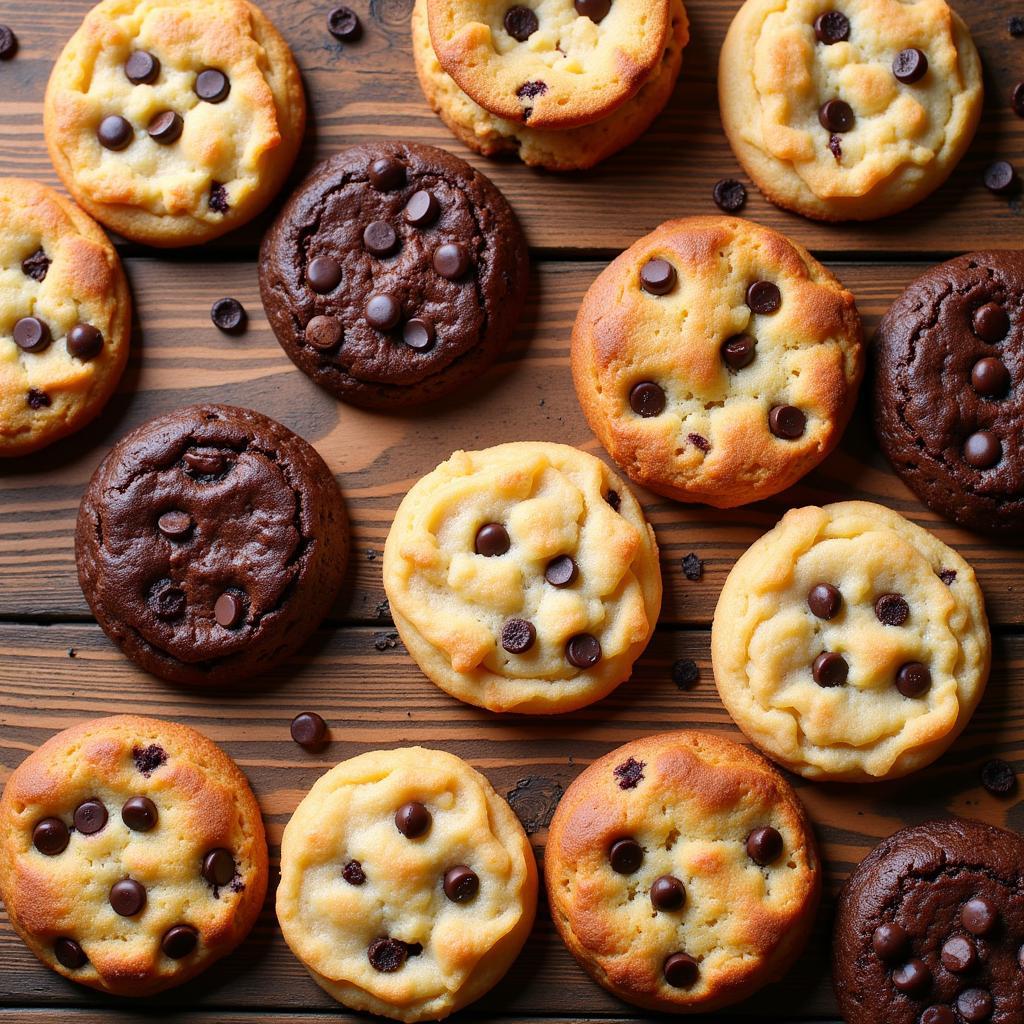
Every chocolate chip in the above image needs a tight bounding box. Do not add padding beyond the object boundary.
[211,297,246,334]
[566,633,601,668]
[722,334,756,370]
[961,897,998,935]
[640,258,677,295]
[433,242,470,280]
[0,25,17,60]
[202,848,235,887]
[366,293,402,331]
[306,315,343,351]
[307,255,342,293]
[148,110,183,144]
[980,758,1017,796]
[972,356,1010,397]
[364,220,398,257]
[403,317,435,351]
[125,50,159,85]
[746,825,783,865]
[689,432,710,452]
[819,99,854,133]
[209,183,229,214]
[1013,82,1024,118]
[957,990,993,1023]
[940,935,976,973]
[67,323,104,361]
[814,11,849,43]
[109,878,146,916]
[808,583,842,619]
[26,388,50,410]
[574,0,610,21]
[74,799,107,835]
[404,190,440,228]
[650,875,686,911]
[629,381,666,417]
[501,618,536,654]
[545,555,577,587]
[892,959,931,994]
[516,80,547,100]
[964,430,1001,469]
[290,712,327,748]
[921,1007,956,1024]
[713,178,746,212]
[984,160,1017,195]
[605,490,621,511]
[892,48,928,84]
[872,922,909,961]
[22,249,50,282]
[672,658,699,690]
[609,837,643,874]
[32,817,70,856]
[443,865,479,902]
[896,661,931,698]
[682,553,703,581]
[161,924,198,959]
[663,952,699,988]
[343,859,366,885]
[613,756,644,789]
[183,450,226,477]
[368,937,420,972]
[328,6,362,40]
[14,316,51,352]
[813,651,848,687]
[747,280,781,314]
[98,114,133,150]
[132,744,167,776]
[214,592,244,629]
[504,5,538,40]
[1012,16,1024,37]
[195,68,230,103]
[769,405,806,439]
[875,593,909,626]
[395,801,431,838]
[54,938,86,970]
[972,303,1010,342]
[939,569,957,585]
[829,133,843,161]
[475,523,510,556]
[122,796,158,832]
[368,157,405,191]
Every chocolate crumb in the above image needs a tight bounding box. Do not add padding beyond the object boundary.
[373,631,399,651]
[682,553,703,581]
[27,388,51,409]
[688,433,711,452]
[981,759,1017,796]
[939,569,957,585]
[375,598,390,619]
[67,648,77,659]
[828,134,842,161]
[132,744,168,776]
[209,182,229,214]
[1010,15,1024,37]
[613,756,645,789]
[672,658,699,690]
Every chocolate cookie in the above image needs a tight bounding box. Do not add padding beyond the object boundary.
[259,142,529,409]
[875,252,1024,534]
[75,405,348,686]
[835,818,1024,1024]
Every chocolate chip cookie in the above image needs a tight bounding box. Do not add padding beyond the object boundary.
[875,251,1024,535]
[0,178,131,457]
[383,442,662,714]
[0,715,267,995]
[76,404,348,686]
[44,0,305,246]
[277,746,537,1022]
[835,818,1024,1024]
[545,731,821,1013]
[260,142,529,408]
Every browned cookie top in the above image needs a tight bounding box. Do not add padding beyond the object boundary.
[834,818,1024,1024]
[259,141,529,409]
[875,251,1024,535]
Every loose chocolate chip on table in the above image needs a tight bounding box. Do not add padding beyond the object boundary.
[819,99,854,133]
[629,381,666,417]
[1012,16,1024,37]
[972,356,1010,397]
[964,431,1001,468]
[291,712,328,748]
[984,160,1017,195]
[746,825,783,865]
[722,334,756,369]
[14,316,51,353]
[54,938,87,970]
[22,249,50,282]
[368,157,405,191]
[808,582,842,620]
[972,303,1010,342]
[504,5,539,40]
[365,293,402,331]
[940,935,976,973]
[364,220,398,257]
[475,523,510,556]
[74,799,108,835]
[566,633,601,668]
[133,744,167,776]
[980,758,1017,796]
[605,490,621,511]
[875,593,909,626]
[892,959,931,994]
[433,242,470,280]
[961,897,998,935]
[122,796,158,832]
[403,318,435,351]
[769,405,806,439]
[609,837,643,874]
[125,50,159,85]
[681,553,703,581]
[574,0,610,21]
[368,937,420,972]
[957,990,994,1023]
[109,878,146,916]
[306,315,343,351]
[663,952,699,988]
[0,25,17,60]
[183,450,225,476]
[639,258,676,295]
[307,255,342,293]
[195,68,230,103]
[872,922,909,961]
[32,817,70,856]
[651,875,686,911]
[209,182,229,214]
[161,924,198,959]
[896,662,931,698]
[404,190,440,227]
[328,6,362,40]
[67,323,104,361]
[27,388,50,409]
[892,48,928,84]
[443,865,479,902]
[98,114,133,151]
[672,658,699,690]
[343,859,366,885]
[210,297,246,333]
[613,756,644,789]
[214,592,244,629]
[1013,82,1024,118]
[545,555,578,587]
[813,651,848,687]
[148,110,183,144]
[747,280,781,314]
[501,617,536,654]
[202,848,235,887]
[712,178,746,212]
[814,11,849,44]
[921,1008,956,1024]
[395,801,431,838]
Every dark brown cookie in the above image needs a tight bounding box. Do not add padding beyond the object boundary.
[259,141,529,409]
[874,252,1024,535]
[76,405,348,686]
[834,818,1024,1024]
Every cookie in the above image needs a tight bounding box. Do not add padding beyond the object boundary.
[412,0,688,171]
[834,818,1024,1024]
[545,730,821,1013]
[75,404,349,686]
[277,746,537,1022]
[719,0,983,221]
[44,0,305,247]
[712,501,990,782]
[382,442,662,714]
[0,715,268,996]
[259,142,529,409]
[0,178,130,458]
[875,251,1024,535]
[571,216,863,508]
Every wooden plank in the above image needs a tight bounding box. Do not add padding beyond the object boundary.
[1,623,1022,1014]
[0,0,1020,256]
[0,1014,845,1024]
[2,258,1023,628]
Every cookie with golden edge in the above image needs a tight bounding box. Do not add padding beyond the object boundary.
[545,730,821,1013]
[719,0,983,221]
[0,715,268,996]
[712,501,990,782]
[44,0,306,247]
[277,746,538,1022]
[571,216,863,508]
[383,441,662,714]
[0,178,131,457]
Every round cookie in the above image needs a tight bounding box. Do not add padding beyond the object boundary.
[277,746,538,1022]
[834,818,1024,1024]
[545,730,821,1013]
[44,0,305,247]
[412,0,688,171]
[571,216,863,508]
[76,404,349,686]
[0,715,268,996]
[875,251,1024,536]
[712,501,990,782]
[0,178,130,458]
[382,441,662,714]
[259,142,529,409]
[719,0,983,221]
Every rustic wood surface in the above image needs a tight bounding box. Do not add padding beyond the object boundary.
[1,0,1023,1022]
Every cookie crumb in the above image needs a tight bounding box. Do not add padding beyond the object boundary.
[981,758,1017,796]
[375,598,390,619]
[1010,15,1024,37]
[613,756,645,789]
[373,631,399,651]
[681,553,703,581]
[672,658,699,690]
[366,548,378,561]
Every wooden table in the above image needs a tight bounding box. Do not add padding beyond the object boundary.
[2,1,1023,1021]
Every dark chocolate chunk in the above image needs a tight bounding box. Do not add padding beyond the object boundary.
[74,799,107,835]
[713,178,747,212]
[613,756,644,789]
[125,50,159,85]
[892,48,928,84]
[290,712,328,748]
[874,593,909,626]
[819,99,854,133]
[328,6,362,40]
[980,758,1017,796]
[681,553,703,581]
[202,848,235,887]
[501,618,536,654]
[640,258,677,295]
[211,297,246,334]
[544,555,577,587]
[747,280,781,314]
[814,11,849,44]
[343,859,366,885]
[663,952,699,988]
[672,658,699,690]
[195,68,230,103]
[98,114,133,150]
[54,937,86,969]
[67,323,104,361]
[896,662,931,698]
[504,6,539,40]
[566,633,601,668]
[148,110,183,144]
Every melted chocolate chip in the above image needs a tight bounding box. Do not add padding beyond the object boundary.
[940,935,976,973]
[443,865,479,902]
[769,405,806,439]
[306,315,343,351]
[368,157,406,191]
[343,859,366,885]
[150,581,186,621]
[365,293,402,330]
[403,318,435,351]
[121,796,158,832]
[713,178,747,212]
[504,5,538,40]
[650,875,686,911]
[516,80,547,100]
[605,490,621,511]
[125,50,160,85]
[54,938,86,969]
[132,744,167,776]
[368,937,421,972]
[67,324,104,361]
[629,381,666,417]
[892,958,931,994]
[609,837,643,874]
[404,190,440,228]
[501,617,536,654]
[972,303,1010,342]
[813,651,848,687]
[32,817,70,856]
[475,522,510,556]
[722,334,756,370]
[874,593,909,626]
[210,297,246,334]
[746,825,783,865]
[872,922,909,961]
[808,583,842,620]
[148,110,183,144]
[814,10,849,43]
[290,712,328,748]
[613,756,644,789]
[161,923,198,959]
[395,801,431,838]
[892,48,928,84]
[545,555,578,587]
[98,115,133,150]
[896,662,931,698]
[74,799,107,835]
[961,897,999,936]
[819,99,854,133]
[26,388,50,410]
[202,848,235,887]
[566,633,601,668]
[21,249,50,282]
[640,258,677,295]
[195,68,230,103]
[183,450,226,477]
[109,878,146,916]
[328,6,362,40]
[663,952,699,988]
[747,280,781,314]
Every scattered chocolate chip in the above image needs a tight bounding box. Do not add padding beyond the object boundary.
[875,593,909,626]
[307,255,342,293]
[892,958,931,994]
[1013,82,1024,118]
[201,848,235,887]
[872,922,909,961]
[404,190,440,229]
[746,825,783,865]
[125,50,159,85]
[980,758,1016,796]
[574,0,610,20]
[629,380,666,417]
[984,160,1017,195]
[148,110,183,144]
[506,776,563,833]
[365,293,402,330]
[663,952,699,988]
[504,5,538,39]
[161,924,198,959]
[395,801,431,838]
[681,553,703,581]
[939,569,957,585]
[713,178,747,212]
[814,10,849,43]
[545,555,578,587]
[688,432,710,452]
[443,865,479,902]
[0,25,17,60]
[109,878,146,916]
[132,744,167,776]
[121,796,158,832]
[605,490,621,511]
[209,182,229,214]
[210,297,246,334]
[957,989,994,1023]
[722,334,756,370]
[368,937,420,972]
[364,220,398,257]
[672,658,699,690]
[475,522,510,556]
[808,583,842,619]
[328,6,362,40]
[67,323,104,361]
[940,935,977,973]
[892,48,928,84]
[54,938,86,970]
[972,303,1010,342]
[964,431,1001,469]
[961,897,998,936]
[896,661,931,698]
[501,618,536,654]
[1012,16,1024,37]
[343,859,366,885]
[972,356,1010,397]
[650,874,686,911]
[306,315,343,351]
[747,280,781,314]
[98,114,133,150]
[613,756,644,789]
[609,837,643,874]
[368,157,405,191]
[813,651,848,687]
[32,817,70,856]
[819,99,854,133]
[290,711,328,748]
[921,1006,956,1024]
[640,258,677,295]
[14,316,51,353]
[433,242,470,280]
[214,592,244,629]
[74,799,107,835]
[829,133,843,161]
[769,405,806,439]
[26,388,50,409]
[403,317,435,351]
[566,633,601,668]
[195,68,229,103]
[21,249,50,282]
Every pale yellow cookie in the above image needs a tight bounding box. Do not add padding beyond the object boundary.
[44,0,306,246]
[0,178,130,457]
[383,442,662,714]
[719,0,983,221]
[277,746,537,1022]
[712,501,991,782]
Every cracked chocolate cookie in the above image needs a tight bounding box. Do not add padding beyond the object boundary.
[75,404,348,686]
[277,746,537,1022]
[835,818,1024,1024]
[259,142,529,409]
[875,251,1024,535]
[0,715,268,995]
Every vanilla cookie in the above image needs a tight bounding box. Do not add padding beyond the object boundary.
[0,715,268,996]
[277,746,537,1022]
[572,216,863,507]
[44,0,305,247]
[719,0,983,221]
[383,442,661,714]
[545,730,821,1013]
[712,501,990,782]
